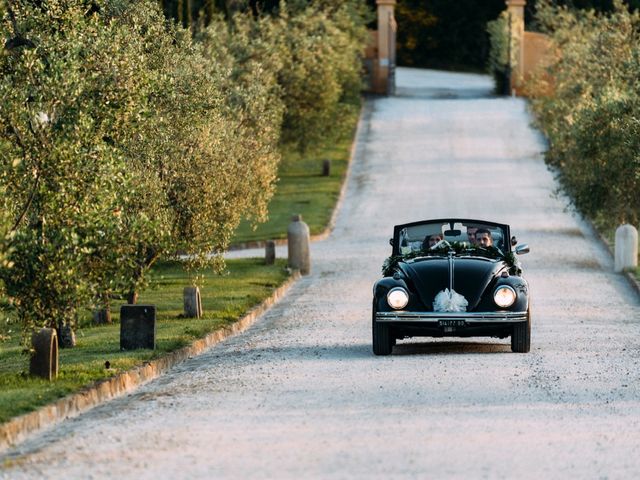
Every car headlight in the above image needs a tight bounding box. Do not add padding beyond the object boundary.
[494,285,516,308]
[387,287,409,310]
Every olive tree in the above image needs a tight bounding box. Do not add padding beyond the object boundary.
[105,1,283,289]
[0,0,371,349]
[0,0,159,344]
[264,2,368,151]
[0,1,13,287]
[198,11,285,223]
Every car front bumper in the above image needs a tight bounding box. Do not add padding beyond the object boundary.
[375,311,528,323]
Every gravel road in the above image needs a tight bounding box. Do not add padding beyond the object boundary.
[2,68,639,479]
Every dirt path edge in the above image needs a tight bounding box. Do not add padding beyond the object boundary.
[0,271,301,452]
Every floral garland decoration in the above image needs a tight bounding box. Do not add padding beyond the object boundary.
[381,242,520,277]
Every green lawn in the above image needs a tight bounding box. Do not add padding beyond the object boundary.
[233,110,360,243]
[0,258,289,424]
[0,106,361,425]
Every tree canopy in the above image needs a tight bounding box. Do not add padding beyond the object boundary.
[391,0,640,71]
[0,0,369,347]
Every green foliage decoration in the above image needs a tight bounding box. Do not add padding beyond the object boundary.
[382,243,518,277]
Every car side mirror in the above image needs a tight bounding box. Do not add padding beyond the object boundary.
[511,236,517,246]
[389,238,393,246]
[515,244,530,255]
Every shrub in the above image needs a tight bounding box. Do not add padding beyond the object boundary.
[486,11,510,95]
[268,3,367,150]
[528,0,640,227]
[0,0,162,344]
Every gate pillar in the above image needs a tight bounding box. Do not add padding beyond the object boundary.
[376,0,396,95]
[506,0,526,92]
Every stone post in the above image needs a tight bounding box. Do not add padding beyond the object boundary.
[120,305,156,350]
[287,214,311,275]
[322,159,331,177]
[30,328,59,380]
[506,0,526,92]
[376,0,396,94]
[265,240,276,265]
[57,321,76,348]
[614,224,638,272]
[183,286,203,318]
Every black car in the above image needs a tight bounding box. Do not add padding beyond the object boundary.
[372,218,531,355]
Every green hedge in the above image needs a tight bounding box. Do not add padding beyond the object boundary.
[527,1,640,229]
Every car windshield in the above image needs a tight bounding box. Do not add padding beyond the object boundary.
[397,220,508,255]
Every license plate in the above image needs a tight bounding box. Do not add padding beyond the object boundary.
[439,320,466,327]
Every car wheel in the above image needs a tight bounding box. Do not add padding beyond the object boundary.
[372,300,393,356]
[511,307,531,353]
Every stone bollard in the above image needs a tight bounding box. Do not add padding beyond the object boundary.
[288,214,311,275]
[93,308,112,325]
[57,322,76,348]
[183,286,203,318]
[322,159,331,177]
[265,240,276,265]
[30,328,59,380]
[615,224,638,272]
[120,305,156,350]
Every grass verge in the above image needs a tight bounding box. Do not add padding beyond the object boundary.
[233,109,360,243]
[0,258,289,424]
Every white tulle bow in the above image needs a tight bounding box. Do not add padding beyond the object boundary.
[433,288,468,312]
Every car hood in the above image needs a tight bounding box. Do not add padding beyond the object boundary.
[398,256,505,311]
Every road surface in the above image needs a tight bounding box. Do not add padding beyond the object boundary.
[2,68,639,479]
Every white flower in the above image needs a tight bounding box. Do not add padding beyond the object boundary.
[35,111,50,126]
[433,288,468,312]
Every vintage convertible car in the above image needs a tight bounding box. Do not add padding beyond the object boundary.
[372,218,531,355]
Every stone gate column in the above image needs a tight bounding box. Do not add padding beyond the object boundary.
[376,0,396,94]
[506,0,526,92]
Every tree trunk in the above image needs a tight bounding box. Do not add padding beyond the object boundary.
[93,296,112,325]
[127,290,138,305]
